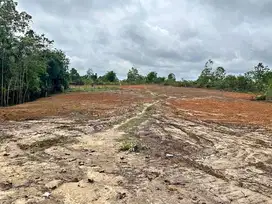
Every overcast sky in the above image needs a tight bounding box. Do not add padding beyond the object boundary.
[17,0,272,80]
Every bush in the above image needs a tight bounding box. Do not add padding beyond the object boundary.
[119,141,141,152]
[266,87,272,101]
[255,95,266,101]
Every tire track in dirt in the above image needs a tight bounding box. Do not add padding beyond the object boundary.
[134,100,272,203]
[48,101,160,204]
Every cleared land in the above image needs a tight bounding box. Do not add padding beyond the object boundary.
[0,85,271,204]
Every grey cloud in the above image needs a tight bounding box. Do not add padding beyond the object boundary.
[17,0,272,79]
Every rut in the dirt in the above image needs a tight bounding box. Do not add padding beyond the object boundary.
[131,100,272,203]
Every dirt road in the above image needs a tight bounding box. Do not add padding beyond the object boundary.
[0,86,271,203]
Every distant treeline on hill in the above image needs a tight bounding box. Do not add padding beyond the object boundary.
[70,59,272,100]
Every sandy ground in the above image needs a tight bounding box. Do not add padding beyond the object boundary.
[0,85,271,204]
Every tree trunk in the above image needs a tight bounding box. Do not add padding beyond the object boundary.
[1,50,4,106]
[7,78,12,106]
[23,82,28,103]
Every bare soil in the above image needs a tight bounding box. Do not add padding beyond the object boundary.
[0,85,271,204]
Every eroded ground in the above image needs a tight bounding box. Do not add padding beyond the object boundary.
[0,86,271,204]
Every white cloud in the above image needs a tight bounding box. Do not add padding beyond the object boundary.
[17,0,272,79]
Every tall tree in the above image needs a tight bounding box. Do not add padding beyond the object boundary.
[146,71,157,83]
[127,67,140,82]
[0,0,70,106]
[86,68,93,79]
[103,71,118,82]
[247,62,270,91]
[197,60,214,87]
[167,73,176,81]
[213,67,226,80]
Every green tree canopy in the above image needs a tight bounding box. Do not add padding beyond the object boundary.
[103,71,118,82]
[167,73,176,81]
[0,0,70,106]
[146,71,157,83]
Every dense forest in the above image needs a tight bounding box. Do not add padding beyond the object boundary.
[0,0,70,106]
[1,0,272,107]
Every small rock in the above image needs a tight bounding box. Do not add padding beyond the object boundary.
[116,192,127,200]
[78,161,85,166]
[92,166,105,173]
[146,171,160,181]
[3,152,9,157]
[165,153,174,158]
[120,156,125,160]
[117,180,123,185]
[0,181,12,190]
[98,169,105,173]
[42,192,51,198]
[87,178,94,183]
[68,158,76,162]
[83,148,95,153]
[78,180,86,188]
[192,196,198,201]
[59,169,67,173]
[45,180,62,190]
[70,177,80,182]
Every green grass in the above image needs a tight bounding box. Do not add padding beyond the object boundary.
[118,105,154,132]
[266,86,272,101]
[119,140,138,152]
[66,85,120,93]
[119,139,147,152]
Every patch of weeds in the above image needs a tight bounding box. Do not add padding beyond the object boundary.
[18,136,77,152]
[118,105,154,132]
[66,86,120,93]
[119,140,140,152]
[255,94,266,101]
[118,133,148,152]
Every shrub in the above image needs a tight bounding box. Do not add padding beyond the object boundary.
[266,80,272,101]
[255,95,266,101]
[119,141,141,152]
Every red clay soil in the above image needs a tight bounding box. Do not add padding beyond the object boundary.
[0,91,151,121]
[121,85,269,127]
[168,98,272,128]
[222,92,256,100]
[0,85,267,128]
[121,85,256,100]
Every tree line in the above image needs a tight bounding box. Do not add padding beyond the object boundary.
[186,60,272,100]
[69,67,177,86]
[193,60,272,93]
[71,60,272,100]
[0,0,70,106]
